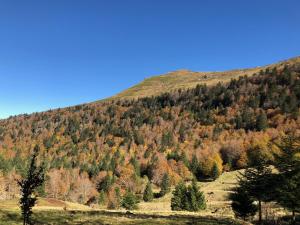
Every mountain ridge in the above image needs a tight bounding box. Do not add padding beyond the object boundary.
[107,56,300,100]
[1,56,299,121]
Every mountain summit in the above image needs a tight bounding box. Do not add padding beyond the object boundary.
[109,56,300,100]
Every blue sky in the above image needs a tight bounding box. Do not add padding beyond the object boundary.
[0,0,299,119]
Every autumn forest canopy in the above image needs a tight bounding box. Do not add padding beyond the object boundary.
[0,59,300,220]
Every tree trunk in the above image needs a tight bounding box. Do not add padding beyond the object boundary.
[292,210,296,224]
[258,200,262,224]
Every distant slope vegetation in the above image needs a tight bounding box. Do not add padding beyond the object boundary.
[109,56,300,100]
[0,57,300,208]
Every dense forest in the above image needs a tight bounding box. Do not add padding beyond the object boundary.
[0,60,300,209]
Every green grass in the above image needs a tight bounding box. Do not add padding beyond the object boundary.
[0,210,243,225]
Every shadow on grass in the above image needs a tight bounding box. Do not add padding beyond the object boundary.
[0,210,22,225]
[1,210,243,225]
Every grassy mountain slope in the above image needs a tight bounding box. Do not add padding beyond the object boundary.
[0,56,300,214]
[109,56,300,100]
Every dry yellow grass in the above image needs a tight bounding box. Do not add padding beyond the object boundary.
[0,198,91,212]
[0,170,241,217]
[106,56,300,101]
[137,170,241,218]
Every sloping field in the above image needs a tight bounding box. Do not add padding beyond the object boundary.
[108,56,300,100]
[138,170,240,218]
[0,198,91,211]
[0,171,247,224]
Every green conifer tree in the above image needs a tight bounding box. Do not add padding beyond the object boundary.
[17,145,45,225]
[143,181,154,202]
[189,180,206,211]
[256,112,268,131]
[171,182,185,211]
[274,135,300,223]
[171,180,206,211]
[121,190,139,210]
[238,163,274,224]
[230,185,258,221]
[211,162,220,180]
[159,173,171,197]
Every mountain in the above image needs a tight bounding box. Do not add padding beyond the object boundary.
[109,56,300,100]
[0,56,300,208]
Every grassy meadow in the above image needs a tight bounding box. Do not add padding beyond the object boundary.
[0,210,243,225]
[107,57,300,101]
[0,171,248,225]
[0,170,291,224]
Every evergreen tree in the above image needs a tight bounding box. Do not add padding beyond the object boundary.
[0,154,12,175]
[121,190,139,210]
[238,163,274,224]
[171,182,185,211]
[230,185,258,221]
[211,162,220,180]
[143,181,154,202]
[97,174,113,192]
[130,155,141,177]
[98,190,107,206]
[274,135,300,223]
[190,155,200,179]
[188,180,206,211]
[256,112,268,131]
[17,145,45,225]
[171,180,206,211]
[159,173,171,197]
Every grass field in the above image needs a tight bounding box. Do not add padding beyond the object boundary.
[0,169,290,224]
[138,170,240,218]
[0,210,244,225]
[0,171,246,224]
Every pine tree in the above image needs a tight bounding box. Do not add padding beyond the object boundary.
[211,162,220,180]
[17,145,45,225]
[143,181,154,202]
[98,190,107,206]
[171,182,185,211]
[159,173,171,197]
[97,174,113,192]
[130,155,141,177]
[190,155,200,179]
[230,185,257,221]
[256,112,268,131]
[121,190,139,210]
[171,180,206,211]
[189,180,206,211]
[238,163,274,224]
[274,135,300,223]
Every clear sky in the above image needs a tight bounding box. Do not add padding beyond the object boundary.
[0,0,299,119]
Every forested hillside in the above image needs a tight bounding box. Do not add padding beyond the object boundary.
[0,58,300,208]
